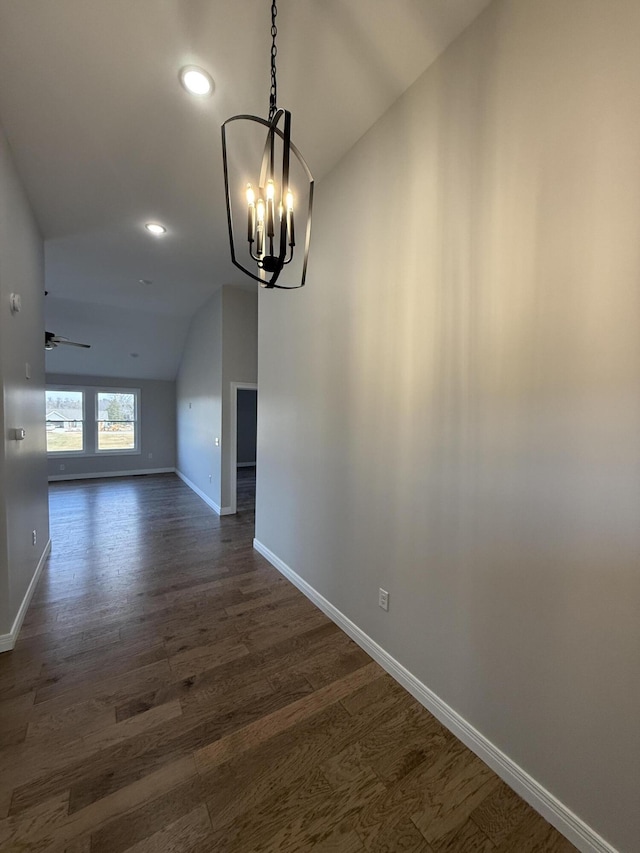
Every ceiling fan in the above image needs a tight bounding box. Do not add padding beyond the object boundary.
[45,331,91,351]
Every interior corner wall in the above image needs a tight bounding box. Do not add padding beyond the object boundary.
[220,287,258,508]
[0,123,50,643]
[254,1,640,851]
[176,288,223,509]
[45,374,176,479]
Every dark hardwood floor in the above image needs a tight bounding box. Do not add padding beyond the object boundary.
[0,472,576,852]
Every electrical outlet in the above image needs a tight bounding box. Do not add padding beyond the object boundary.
[214,437,220,447]
[379,588,389,611]
[32,530,37,546]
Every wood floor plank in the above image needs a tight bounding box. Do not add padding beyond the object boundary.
[36,642,167,704]
[64,674,309,815]
[26,702,115,744]
[0,473,577,852]
[167,634,250,680]
[364,817,435,852]
[0,701,182,800]
[89,775,206,853]
[0,788,11,821]
[311,823,367,852]
[194,660,382,771]
[120,804,211,853]
[246,769,387,853]
[32,658,173,713]
[205,768,337,852]
[0,790,69,850]
[429,816,496,853]
[6,757,197,852]
[410,752,501,848]
[470,779,536,845]
[345,738,475,849]
[64,837,92,853]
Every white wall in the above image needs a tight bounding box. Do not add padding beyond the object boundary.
[176,288,223,509]
[45,374,176,479]
[255,2,640,851]
[0,124,50,646]
[176,286,257,513]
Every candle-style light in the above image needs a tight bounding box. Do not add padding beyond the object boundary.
[286,189,295,249]
[221,0,313,288]
[256,198,265,258]
[246,184,256,244]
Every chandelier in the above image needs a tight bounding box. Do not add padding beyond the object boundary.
[221,0,313,289]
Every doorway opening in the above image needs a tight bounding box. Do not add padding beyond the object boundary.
[229,383,258,515]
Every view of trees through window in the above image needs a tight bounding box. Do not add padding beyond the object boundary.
[97,392,136,451]
[45,390,84,452]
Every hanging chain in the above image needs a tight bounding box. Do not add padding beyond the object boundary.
[268,0,278,121]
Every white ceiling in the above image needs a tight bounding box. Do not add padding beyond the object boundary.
[0,0,491,379]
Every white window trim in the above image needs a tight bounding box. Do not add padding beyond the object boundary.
[46,385,141,458]
[94,387,141,456]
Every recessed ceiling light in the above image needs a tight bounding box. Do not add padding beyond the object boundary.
[145,223,166,236]
[179,65,214,97]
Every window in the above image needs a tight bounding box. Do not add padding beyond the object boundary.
[46,389,85,453]
[96,391,139,452]
[46,386,140,456]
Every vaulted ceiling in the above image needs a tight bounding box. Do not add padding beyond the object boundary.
[0,0,490,379]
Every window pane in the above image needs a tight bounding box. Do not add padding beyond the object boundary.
[97,392,137,451]
[97,423,135,451]
[46,390,84,452]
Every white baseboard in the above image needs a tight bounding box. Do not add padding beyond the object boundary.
[253,538,618,853]
[0,539,52,653]
[175,469,232,516]
[48,467,175,482]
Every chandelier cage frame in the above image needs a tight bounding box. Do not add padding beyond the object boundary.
[221,0,314,289]
[221,109,314,289]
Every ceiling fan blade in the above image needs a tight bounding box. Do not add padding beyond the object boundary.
[45,331,90,349]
